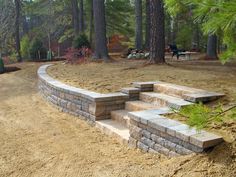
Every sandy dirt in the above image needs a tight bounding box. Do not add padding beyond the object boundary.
[0,62,235,177]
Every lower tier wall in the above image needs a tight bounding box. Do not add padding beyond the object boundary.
[128,119,204,156]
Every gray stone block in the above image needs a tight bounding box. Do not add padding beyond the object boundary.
[137,142,149,152]
[153,144,170,156]
[140,137,155,148]
[175,145,193,155]
[148,117,180,133]
[141,130,151,139]
[128,137,137,148]
[189,131,223,148]
[175,128,199,142]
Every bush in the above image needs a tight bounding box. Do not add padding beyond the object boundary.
[175,103,236,130]
[0,57,4,74]
[73,34,90,49]
[20,35,31,60]
[176,25,193,50]
[29,38,47,60]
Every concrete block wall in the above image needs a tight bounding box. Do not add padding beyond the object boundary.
[38,64,128,123]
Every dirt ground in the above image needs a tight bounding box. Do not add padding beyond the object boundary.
[0,62,235,177]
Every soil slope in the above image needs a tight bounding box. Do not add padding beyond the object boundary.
[0,62,235,177]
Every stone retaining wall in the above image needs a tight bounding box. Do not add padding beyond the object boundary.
[128,111,223,157]
[38,64,128,123]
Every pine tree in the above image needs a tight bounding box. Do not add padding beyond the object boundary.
[93,0,109,60]
[149,0,165,63]
[135,0,142,50]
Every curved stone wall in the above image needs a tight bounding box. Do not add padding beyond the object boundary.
[38,64,128,123]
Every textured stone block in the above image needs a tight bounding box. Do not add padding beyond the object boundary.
[167,124,190,137]
[125,101,160,112]
[128,137,137,148]
[175,128,199,142]
[148,148,159,154]
[153,144,170,156]
[189,132,223,148]
[175,145,193,155]
[140,137,155,148]
[148,117,181,133]
[120,87,140,94]
[130,125,142,140]
[137,142,149,152]
[141,130,151,139]
[168,151,180,157]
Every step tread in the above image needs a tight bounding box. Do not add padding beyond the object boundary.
[141,92,191,104]
[154,82,224,102]
[111,109,129,118]
[125,100,161,111]
[111,110,130,127]
[96,120,130,143]
[140,92,193,108]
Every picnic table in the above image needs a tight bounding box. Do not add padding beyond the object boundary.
[179,51,197,60]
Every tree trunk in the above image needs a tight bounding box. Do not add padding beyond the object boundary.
[145,0,150,50]
[89,0,93,47]
[93,0,109,60]
[15,0,22,62]
[206,34,218,59]
[79,0,84,33]
[22,15,29,35]
[149,0,165,63]
[71,0,79,35]
[135,0,142,50]
[166,13,172,45]
[171,16,178,44]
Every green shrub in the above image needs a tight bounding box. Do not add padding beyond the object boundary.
[73,34,90,49]
[175,103,236,130]
[0,57,4,74]
[176,25,193,50]
[29,38,47,60]
[20,35,30,60]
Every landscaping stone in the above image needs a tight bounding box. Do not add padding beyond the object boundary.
[125,101,160,111]
[38,68,224,157]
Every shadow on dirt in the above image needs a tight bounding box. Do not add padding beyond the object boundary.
[0,66,21,74]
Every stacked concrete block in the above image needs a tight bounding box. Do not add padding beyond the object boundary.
[38,65,128,123]
[120,87,140,100]
[128,110,223,156]
[153,81,224,103]
[132,81,158,92]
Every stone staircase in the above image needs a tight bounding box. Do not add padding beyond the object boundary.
[95,81,224,156]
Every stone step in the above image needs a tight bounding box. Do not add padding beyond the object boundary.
[128,111,223,151]
[154,82,224,103]
[140,92,193,110]
[95,119,130,144]
[132,81,158,92]
[125,101,161,111]
[120,87,140,100]
[111,110,130,127]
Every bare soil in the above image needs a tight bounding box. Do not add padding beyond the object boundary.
[0,62,235,177]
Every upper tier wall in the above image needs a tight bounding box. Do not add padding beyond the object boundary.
[38,64,129,123]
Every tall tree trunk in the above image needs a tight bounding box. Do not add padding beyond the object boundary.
[15,0,22,62]
[171,16,178,44]
[135,0,142,50]
[22,15,29,35]
[89,0,93,47]
[149,0,165,63]
[71,0,79,35]
[206,34,218,59]
[79,0,84,33]
[93,0,109,60]
[145,0,150,50]
[165,13,172,45]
